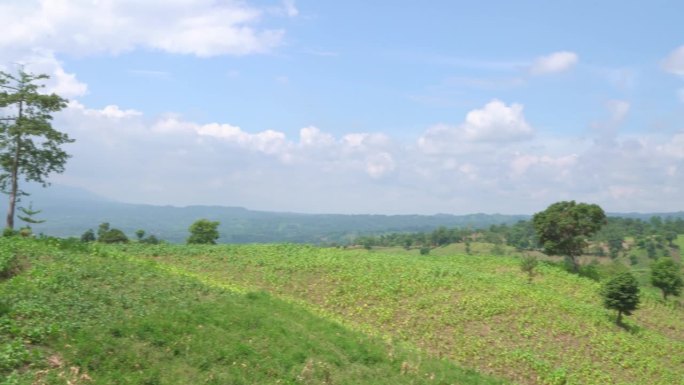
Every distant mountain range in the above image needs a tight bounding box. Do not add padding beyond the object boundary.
[3,185,683,244]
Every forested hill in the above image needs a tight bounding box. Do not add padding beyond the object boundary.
[11,185,528,243]
[6,184,684,244]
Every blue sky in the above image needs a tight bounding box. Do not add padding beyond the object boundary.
[1,1,684,214]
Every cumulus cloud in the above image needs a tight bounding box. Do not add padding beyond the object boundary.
[299,126,334,147]
[530,51,579,75]
[418,100,534,154]
[365,152,395,178]
[68,101,142,119]
[462,100,533,141]
[0,51,89,98]
[0,0,293,57]
[45,99,684,214]
[662,45,684,76]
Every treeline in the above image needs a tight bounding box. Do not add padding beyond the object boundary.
[354,216,684,255]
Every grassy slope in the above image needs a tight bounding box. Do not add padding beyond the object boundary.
[0,239,502,385]
[127,244,684,385]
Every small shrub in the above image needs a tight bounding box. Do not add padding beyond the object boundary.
[629,254,639,266]
[520,255,538,283]
[419,247,430,255]
[2,228,17,238]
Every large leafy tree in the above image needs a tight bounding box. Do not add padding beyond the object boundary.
[651,258,683,300]
[532,201,606,272]
[601,272,640,324]
[0,69,73,229]
[187,219,220,244]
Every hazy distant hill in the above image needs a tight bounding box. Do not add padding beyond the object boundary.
[4,184,528,243]
[4,185,683,243]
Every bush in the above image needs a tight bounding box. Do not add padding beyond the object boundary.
[419,247,430,255]
[520,255,538,283]
[99,229,129,244]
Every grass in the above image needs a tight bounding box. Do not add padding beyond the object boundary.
[122,243,684,385]
[0,238,503,385]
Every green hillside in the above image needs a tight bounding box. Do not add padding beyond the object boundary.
[123,243,684,385]
[0,238,501,385]
[3,238,683,385]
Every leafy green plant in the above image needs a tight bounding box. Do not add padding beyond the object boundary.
[520,255,538,283]
[601,272,640,324]
[650,258,682,300]
[187,219,220,244]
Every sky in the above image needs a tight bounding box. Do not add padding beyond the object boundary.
[1,0,684,215]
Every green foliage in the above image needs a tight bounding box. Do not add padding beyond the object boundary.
[419,246,430,255]
[0,69,73,229]
[80,229,95,243]
[134,229,160,244]
[601,272,640,323]
[140,234,160,244]
[650,258,683,300]
[98,228,128,244]
[96,222,128,243]
[187,219,219,244]
[121,243,684,385]
[0,238,501,385]
[135,229,145,240]
[520,255,538,283]
[16,202,45,228]
[1,228,16,238]
[532,201,607,271]
[0,245,17,278]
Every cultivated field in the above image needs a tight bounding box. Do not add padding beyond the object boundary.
[2,239,683,385]
[128,243,684,385]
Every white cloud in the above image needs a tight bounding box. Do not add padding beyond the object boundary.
[365,152,395,178]
[282,0,299,17]
[51,66,88,97]
[2,51,89,98]
[48,97,684,214]
[660,133,684,159]
[530,51,579,75]
[662,45,684,76]
[462,100,533,142]
[68,101,142,119]
[606,100,630,123]
[418,100,534,153]
[0,0,292,57]
[510,154,578,178]
[342,133,391,151]
[299,126,334,147]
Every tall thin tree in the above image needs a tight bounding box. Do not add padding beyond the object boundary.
[0,68,73,229]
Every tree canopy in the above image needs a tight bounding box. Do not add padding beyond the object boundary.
[187,219,220,245]
[651,258,683,300]
[532,201,606,271]
[601,272,640,324]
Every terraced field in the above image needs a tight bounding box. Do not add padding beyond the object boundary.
[123,243,684,385]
